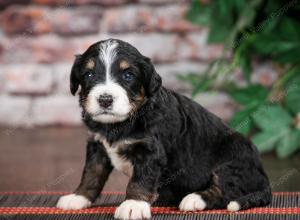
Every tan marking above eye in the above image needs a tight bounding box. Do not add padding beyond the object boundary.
[86,59,95,69]
[120,60,130,70]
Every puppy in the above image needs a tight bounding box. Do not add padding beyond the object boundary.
[56,39,272,219]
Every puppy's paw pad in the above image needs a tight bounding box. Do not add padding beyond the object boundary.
[227,201,240,212]
[179,193,206,211]
[56,194,91,210]
[114,200,151,220]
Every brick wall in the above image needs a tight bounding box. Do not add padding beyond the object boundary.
[0,0,277,127]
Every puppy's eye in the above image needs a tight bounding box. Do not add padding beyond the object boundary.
[122,71,134,81]
[85,71,94,78]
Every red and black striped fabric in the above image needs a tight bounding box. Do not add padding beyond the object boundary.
[0,192,299,220]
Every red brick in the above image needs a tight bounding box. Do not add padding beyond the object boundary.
[74,0,129,5]
[32,0,129,6]
[0,95,31,127]
[0,6,51,35]
[102,5,198,33]
[0,6,101,35]
[138,0,188,4]
[1,64,53,95]
[111,33,180,63]
[32,0,72,6]
[102,6,154,33]
[180,31,224,61]
[156,61,208,92]
[2,35,75,63]
[31,95,81,126]
[193,92,236,121]
[154,5,198,32]
[1,34,106,63]
[0,0,31,7]
[52,63,72,94]
[50,7,101,36]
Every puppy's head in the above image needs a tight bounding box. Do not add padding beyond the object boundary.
[70,39,161,124]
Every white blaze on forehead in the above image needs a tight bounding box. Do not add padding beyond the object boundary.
[98,40,118,82]
[85,40,132,124]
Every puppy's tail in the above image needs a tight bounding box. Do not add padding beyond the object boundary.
[227,188,272,212]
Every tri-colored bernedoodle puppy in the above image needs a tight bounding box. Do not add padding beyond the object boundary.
[56,39,272,219]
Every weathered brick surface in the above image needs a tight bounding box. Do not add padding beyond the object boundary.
[109,33,180,63]
[156,61,208,92]
[138,0,188,4]
[0,1,270,127]
[0,0,30,7]
[52,63,72,94]
[102,5,198,33]
[0,6,101,35]
[1,35,75,63]
[32,0,73,6]
[193,92,237,121]
[31,95,81,126]
[0,6,51,35]
[180,31,224,61]
[2,34,184,63]
[50,7,101,36]
[73,0,129,6]
[1,64,53,95]
[0,95,31,126]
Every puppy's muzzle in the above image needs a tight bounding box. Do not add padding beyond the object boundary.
[98,94,113,109]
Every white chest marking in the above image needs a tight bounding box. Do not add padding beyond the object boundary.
[93,133,137,177]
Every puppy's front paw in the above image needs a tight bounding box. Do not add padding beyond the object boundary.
[179,193,206,211]
[114,200,151,220]
[56,193,91,210]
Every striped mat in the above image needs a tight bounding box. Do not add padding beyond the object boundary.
[0,192,299,220]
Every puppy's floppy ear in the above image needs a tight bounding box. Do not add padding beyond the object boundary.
[142,56,162,97]
[70,54,82,95]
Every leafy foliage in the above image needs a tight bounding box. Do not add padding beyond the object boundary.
[184,0,300,158]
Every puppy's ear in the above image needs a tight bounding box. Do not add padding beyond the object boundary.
[70,55,82,95]
[142,56,162,97]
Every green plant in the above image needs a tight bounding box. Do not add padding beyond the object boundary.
[184,0,300,158]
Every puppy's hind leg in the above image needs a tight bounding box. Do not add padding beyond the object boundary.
[179,174,222,211]
[227,188,272,212]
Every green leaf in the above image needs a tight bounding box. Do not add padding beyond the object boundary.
[252,129,285,153]
[191,77,214,96]
[283,66,300,115]
[229,106,256,135]
[275,47,300,64]
[285,84,300,115]
[278,64,300,88]
[239,54,252,82]
[253,105,292,131]
[177,73,202,88]
[276,130,300,158]
[278,17,300,41]
[254,35,300,55]
[228,84,268,106]
[207,17,232,43]
[253,17,300,61]
[186,0,211,26]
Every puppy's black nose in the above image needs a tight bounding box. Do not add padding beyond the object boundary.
[98,94,113,109]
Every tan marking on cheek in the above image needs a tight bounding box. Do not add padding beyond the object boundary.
[137,87,145,102]
[120,60,130,70]
[84,95,91,112]
[129,87,145,117]
[86,59,95,69]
